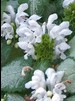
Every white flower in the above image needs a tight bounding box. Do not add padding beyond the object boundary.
[2,5,15,24]
[47,18,72,59]
[55,42,71,59]
[63,0,75,8]
[1,23,14,40]
[6,5,15,21]
[45,68,64,90]
[49,21,72,40]
[15,3,29,26]
[15,3,41,26]
[2,12,11,24]
[25,68,66,101]
[47,13,58,33]
[25,70,46,90]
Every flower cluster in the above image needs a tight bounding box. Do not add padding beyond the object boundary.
[16,4,45,59]
[25,68,67,101]
[1,3,72,60]
[1,5,15,40]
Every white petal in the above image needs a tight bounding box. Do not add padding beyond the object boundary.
[28,20,40,28]
[45,68,55,78]
[29,14,41,21]
[24,54,28,60]
[49,25,60,39]
[17,12,29,17]
[52,94,61,101]
[6,5,15,20]
[63,0,75,8]
[58,42,70,51]
[55,83,66,91]
[18,3,28,13]
[42,22,46,34]
[59,21,69,29]
[56,36,64,41]
[47,13,58,24]
[1,23,12,29]
[1,23,14,39]
[17,41,28,50]
[59,29,72,36]
[55,71,64,83]
[60,53,66,60]
[30,88,46,99]
[25,81,34,89]
[16,27,32,37]
[35,36,42,43]
[34,70,44,77]
[2,12,11,23]
[55,45,61,55]
[32,76,41,81]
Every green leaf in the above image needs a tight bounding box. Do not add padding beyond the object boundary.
[1,57,33,93]
[7,0,19,10]
[18,0,29,4]
[33,60,51,71]
[1,39,13,67]
[41,2,57,22]
[69,36,75,60]
[1,39,23,67]
[57,58,75,94]
[65,96,75,101]
[29,0,49,16]
[5,94,25,101]
[1,0,7,19]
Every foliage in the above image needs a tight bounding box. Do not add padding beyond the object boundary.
[63,3,75,40]
[64,3,75,30]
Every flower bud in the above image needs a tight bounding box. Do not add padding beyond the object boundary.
[15,34,18,39]
[7,39,12,45]
[14,43,18,48]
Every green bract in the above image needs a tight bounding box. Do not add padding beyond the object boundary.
[34,34,55,61]
[64,3,75,30]
[63,3,75,41]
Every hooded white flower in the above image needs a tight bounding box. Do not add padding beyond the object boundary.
[17,19,45,59]
[45,68,64,90]
[25,68,66,101]
[55,42,71,59]
[63,0,75,8]
[15,3,41,26]
[2,12,11,24]
[47,15,72,60]
[15,3,29,27]
[1,23,14,40]
[25,70,46,90]
[47,13,58,33]
[6,5,15,21]
[2,5,15,24]
[49,21,72,40]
